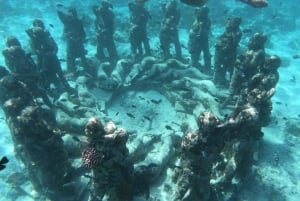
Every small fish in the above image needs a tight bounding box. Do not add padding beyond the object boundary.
[63,181,78,188]
[275,101,282,105]
[126,113,136,119]
[59,98,67,102]
[175,85,191,92]
[272,13,278,19]
[282,117,287,120]
[150,99,162,104]
[165,125,174,131]
[169,163,183,169]
[131,105,137,108]
[0,156,9,171]
[49,24,54,28]
[72,136,80,142]
[171,121,181,126]
[214,98,219,102]
[138,95,145,100]
[243,28,253,33]
[293,55,300,59]
[73,105,80,110]
[56,3,64,7]
[181,44,188,50]
[290,75,296,83]
[143,115,152,121]
[115,112,119,116]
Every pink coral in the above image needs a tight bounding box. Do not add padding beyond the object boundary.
[82,147,103,169]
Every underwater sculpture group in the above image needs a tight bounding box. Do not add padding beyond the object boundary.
[0,0,280,201]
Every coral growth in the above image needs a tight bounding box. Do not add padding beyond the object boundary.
[82,147,103,169]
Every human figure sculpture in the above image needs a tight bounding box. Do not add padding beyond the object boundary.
[159,0,182,60]
[212,104,263,198]
[128,0,151,61]
[2,36,53,108]
[238,55,281,125]
[0,66,78,201]
[173,112,223,201]
[188,7,211,73]
[57,7,88,73]
[92,0,118,64]
[222,33,267,108]
[214,17,242,87]
[82,117,134,201]
[26,19,74,97]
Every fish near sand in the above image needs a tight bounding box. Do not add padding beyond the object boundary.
[126,113,136,119]
[180,0,208,7]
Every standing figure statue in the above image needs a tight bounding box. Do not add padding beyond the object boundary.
[57,7,88,73]
[238,55,281,125]
[159,0,182,60]
[26,19,74,97]
[213,17,242,87]
[222,33,267,108]
[128,0,152,61]
[0,66,78,201]
[93,0,118,64]
[173,112,223,201]
[82,117,134,201]
[2,36,53,108]
[188,7,211,73]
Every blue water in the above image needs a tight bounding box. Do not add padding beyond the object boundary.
[0,0,299,201]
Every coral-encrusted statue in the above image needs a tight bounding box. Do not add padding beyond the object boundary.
[0,66,77,201]
[173,112,223,201]
[82,117,134,201]
[238,55,281,125]
[214,17,242,86]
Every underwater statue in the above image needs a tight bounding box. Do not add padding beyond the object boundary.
[237,55,281,125]
[213,16,242,87]
[128,0,152,61]
[160,0,182,60]
[92,0,118,64]
[188,6,211,73]
[26,19,74,97]
[82,117,134,201]
[0,66,79,201]
[57,6,88,73]
[222,32,267,108]
[173,112,223,201]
